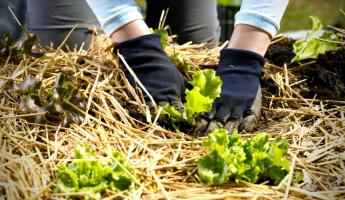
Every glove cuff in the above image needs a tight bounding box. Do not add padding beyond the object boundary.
[113,33,163,53]
[220,48,265,65]
[219,48,264,77]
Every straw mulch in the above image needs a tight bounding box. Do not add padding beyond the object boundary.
[0,32,344,200]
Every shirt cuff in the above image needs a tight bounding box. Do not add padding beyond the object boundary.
[102,7,143,35]
[86,0,143,36]
[235,12,279,38]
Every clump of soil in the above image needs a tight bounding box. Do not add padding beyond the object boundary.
[301,48,345,100]
[265,37,345,100]
[265,37,295,66]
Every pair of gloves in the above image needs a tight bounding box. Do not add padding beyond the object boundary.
[115,34,264,134]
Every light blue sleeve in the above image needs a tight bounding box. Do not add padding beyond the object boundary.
[86,0,143,36]
[235,0,289,37]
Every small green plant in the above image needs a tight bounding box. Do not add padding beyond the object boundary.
[0,33,38,63]
[198,129,290,185]
[162,69,222,125]
[291,15,339,63]
[151,27,191,72]
[15,73,85,126]
[169,52,191,73]
[54,144,133,199]
[150,28,169,48]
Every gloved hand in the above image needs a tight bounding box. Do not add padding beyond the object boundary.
[114,34,185,111]
[196,48,264,135]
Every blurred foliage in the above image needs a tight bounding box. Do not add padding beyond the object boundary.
[281,0,345,32]
[217,0,241,6]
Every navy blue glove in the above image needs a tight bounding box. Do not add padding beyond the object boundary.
[114,34,185,111]
[197,48,264,135]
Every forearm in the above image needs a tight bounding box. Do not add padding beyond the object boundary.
[110,20,150,43]
[228,24,270,56]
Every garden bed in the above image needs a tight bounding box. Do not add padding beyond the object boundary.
[0,31,344,199]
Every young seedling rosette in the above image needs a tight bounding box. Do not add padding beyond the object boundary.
[198,129,291,185]
[54,144,133,199]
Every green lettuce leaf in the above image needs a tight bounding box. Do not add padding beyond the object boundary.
[151,28,169,48]
[266,149,291,184]
[198,151,230,185]
[161,69,222,126]
[169,52,191,73]
[292,15,339,62]
[203,128,229,152]
[190,69,222,100]
[306,15,323,40]
[161,103,183,123]
[184,87,213,123]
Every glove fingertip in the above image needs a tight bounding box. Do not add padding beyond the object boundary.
[170,100,185,114]
[213,106,231,123]
[242,114,258,132]
[224,120,241,135]
[195,117,209,137]
[205,121,224,135]
[207,106,217,120]
[158,101,168,107]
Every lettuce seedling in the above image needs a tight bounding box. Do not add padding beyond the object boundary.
[54,144,133,199]
[16,73,85,126]
[150,28,169,48]
[291,16,339,63]
[169,52,191,73]
[161,103,183,123]
[162,69,222,125]
[151,28,191,72]
[198,129,290,185]
[0,33,38,63]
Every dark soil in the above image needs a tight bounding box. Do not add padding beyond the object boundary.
[301,48,345,100]
[265,38,295,67]
[265,37,345,100]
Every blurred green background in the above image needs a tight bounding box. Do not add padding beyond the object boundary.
[136,0,345,32]
[281,0,344,32]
